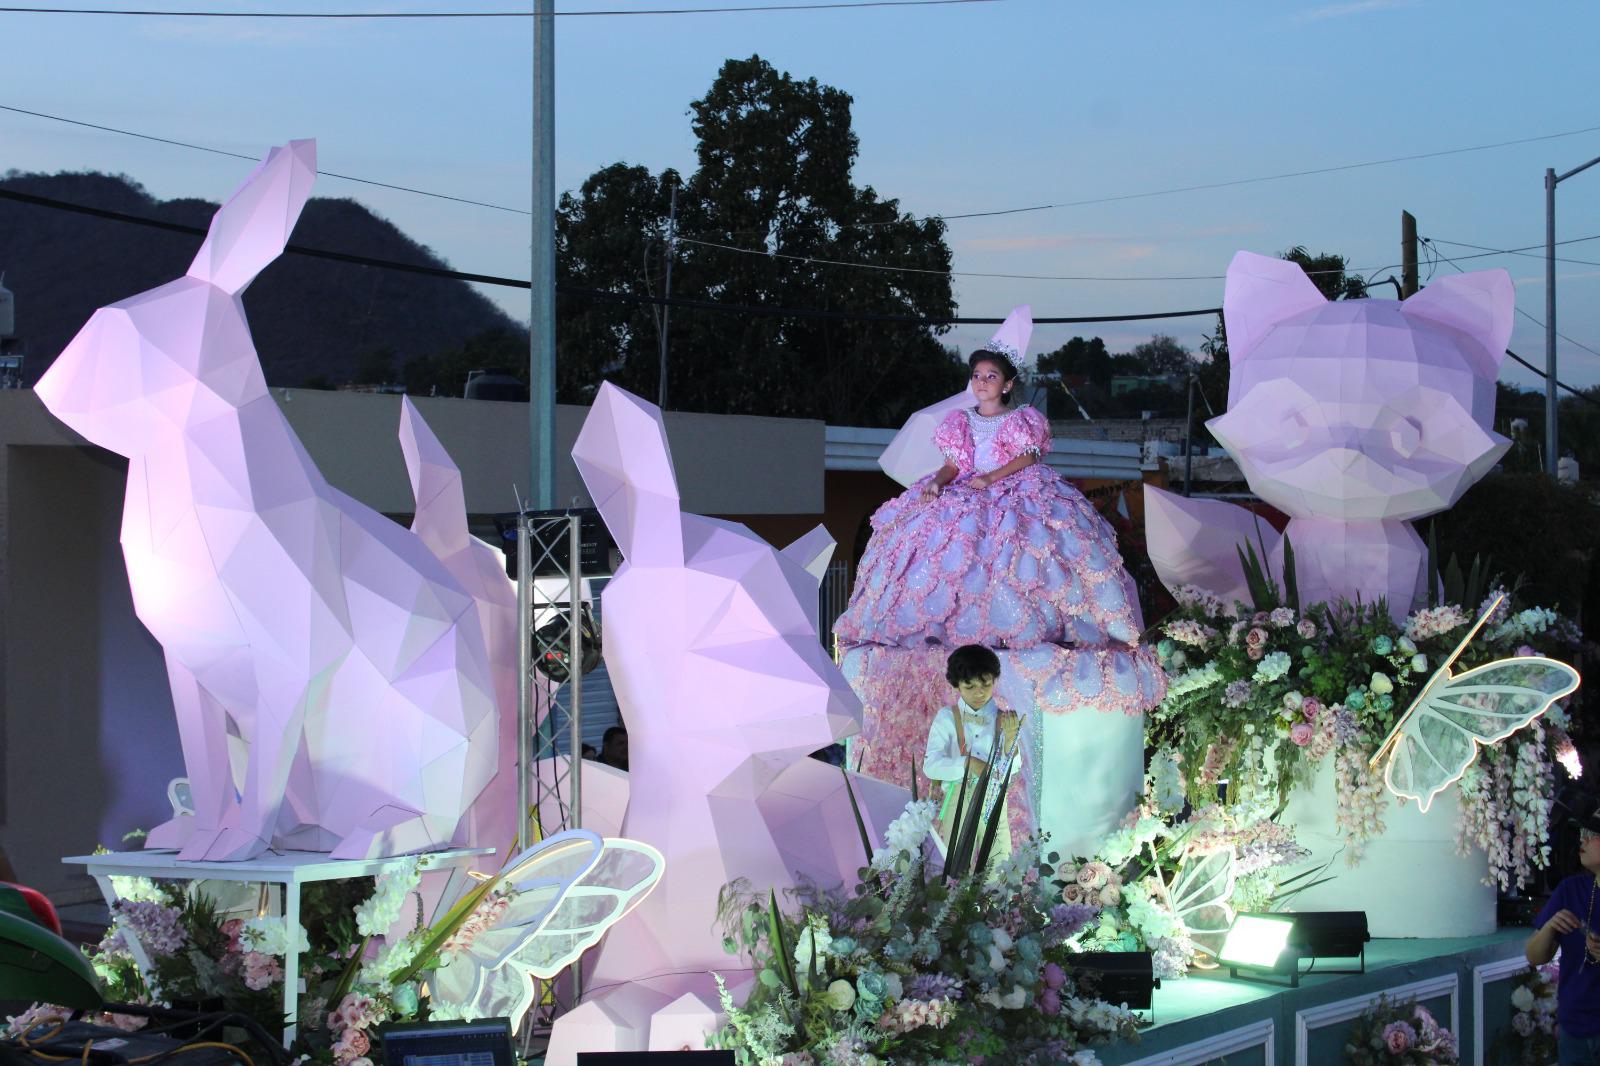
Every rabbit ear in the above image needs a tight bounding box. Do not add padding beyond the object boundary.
[187,140,317,295]
[573,382,683,566]
[781,526,835,585]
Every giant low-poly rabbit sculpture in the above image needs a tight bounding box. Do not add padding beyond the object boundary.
[545,382,906,1058]
[1145,251,1513,621]
[34,141,513,862]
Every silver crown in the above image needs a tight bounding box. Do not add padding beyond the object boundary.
[982,339,1021,366]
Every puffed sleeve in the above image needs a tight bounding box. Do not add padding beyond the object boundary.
[923,706,965,782]
[998,405,1051,462]
[932,409,970,469]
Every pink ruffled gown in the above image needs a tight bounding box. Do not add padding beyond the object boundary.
[835,405,1164,848]
[836,404,1143,652]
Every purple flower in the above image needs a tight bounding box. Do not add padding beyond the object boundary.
[1223,680,1254,708]
[114,900,187,956]
[1382,1020,1416,1055]
[1041,962,1066,990]
[1044,903,1098,944]
[906,972,963,1002]
[1039,988,1061,1015]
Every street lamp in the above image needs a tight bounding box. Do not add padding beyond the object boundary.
[1545,155,1600,476]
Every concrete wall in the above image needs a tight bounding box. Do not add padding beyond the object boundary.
[0,388,825,902]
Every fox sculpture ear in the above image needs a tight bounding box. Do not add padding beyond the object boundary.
[187,139,317,296]
[1399,270,1514,379]
[572,381,684,568]
[1222,251,1326,364]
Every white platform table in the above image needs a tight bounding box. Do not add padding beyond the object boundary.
[64,846,493,1047]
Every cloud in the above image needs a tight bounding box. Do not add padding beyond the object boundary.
[1512,271,1600,286]
[1293,0,1416,22]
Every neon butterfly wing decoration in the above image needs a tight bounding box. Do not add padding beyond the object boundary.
[1372,596,1581,813]
[430,830,665,1027]
[1158,847,1237,957]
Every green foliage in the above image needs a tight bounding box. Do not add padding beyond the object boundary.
[1431,473,1600,625]
[556,55,964,425]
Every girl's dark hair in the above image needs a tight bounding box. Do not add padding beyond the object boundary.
[968,348,1020,406]
[946,644,1002,686]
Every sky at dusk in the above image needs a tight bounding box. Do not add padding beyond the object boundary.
[3,0,1600,394]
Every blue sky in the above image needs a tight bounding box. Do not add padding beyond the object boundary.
[4,0,1600,391]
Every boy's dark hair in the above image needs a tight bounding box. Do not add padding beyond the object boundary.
[946,644,1002,686]
[603,725,627,745]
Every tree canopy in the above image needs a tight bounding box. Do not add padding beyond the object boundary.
[555,55,964,426]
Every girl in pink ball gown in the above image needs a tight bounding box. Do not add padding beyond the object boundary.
[835,346,1143,657]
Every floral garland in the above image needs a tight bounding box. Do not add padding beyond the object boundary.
[1345,995,1459,1064]
[711,799,1138,1066]
[1149,586,1581,890]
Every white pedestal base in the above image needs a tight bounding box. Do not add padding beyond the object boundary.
[1278,759,1494,938]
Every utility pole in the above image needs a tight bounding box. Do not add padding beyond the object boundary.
[1182,373,1196,497]
[1400,210,1418,298]
[530,0,556,509]
[1545,154,1600,477]
[657,179,678,410]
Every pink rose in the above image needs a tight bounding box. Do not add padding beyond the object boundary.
[1246,627,1268,648]
[1247,645,1265,660]
[1099,884,1122,906]
[1290,722,1313,747]
[1297,618,1317,639]
[1077,861,1111,889]
[1062,883,1086,905]
[1301,696,1321,721]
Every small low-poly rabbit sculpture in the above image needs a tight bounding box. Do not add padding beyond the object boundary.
[34,141,515,862]
[545,382,906,1059]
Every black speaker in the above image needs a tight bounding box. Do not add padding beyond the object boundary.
[493,507,617,580]
[533,602,602,683]
[1070,950,1159,1010]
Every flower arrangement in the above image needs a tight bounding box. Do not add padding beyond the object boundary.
[1059,754,1314,979]
[1344,996,1459,1064]
[1501,961,1558,1065]
[1148,582,1581,889]
[711,785,1140,1066]
[8,855,539,1064]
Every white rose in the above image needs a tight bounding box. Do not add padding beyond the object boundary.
[1511,986,1535,1012]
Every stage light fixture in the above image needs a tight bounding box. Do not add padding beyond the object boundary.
[1219,911,1370,987]
[1070,950,1160,1011]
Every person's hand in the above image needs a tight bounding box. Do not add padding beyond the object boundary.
[921,480,943,502]
[1586,931,1600,962]
[965,755,990,777]
[969,474,992,490]
[998,710,1020,749]
[1545,909,1582,936]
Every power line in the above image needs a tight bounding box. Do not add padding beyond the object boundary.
[1420,233,1600,270]
[846,122,1600,229]
[0,0,1002,15]
[1420,237,1600,364]
[0,103,530,214]
[0,184,1221,324]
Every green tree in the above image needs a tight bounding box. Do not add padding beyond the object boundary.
[555,55,963,425]
[1128,334,1193,375]
[1280,245,1368,302]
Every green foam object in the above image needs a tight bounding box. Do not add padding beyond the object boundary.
[0,909,103,1008]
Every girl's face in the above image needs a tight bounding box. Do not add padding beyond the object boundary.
[971,360,1010,407]
[957,674,996,709]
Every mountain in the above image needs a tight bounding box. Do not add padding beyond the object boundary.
[0,169,523,388]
